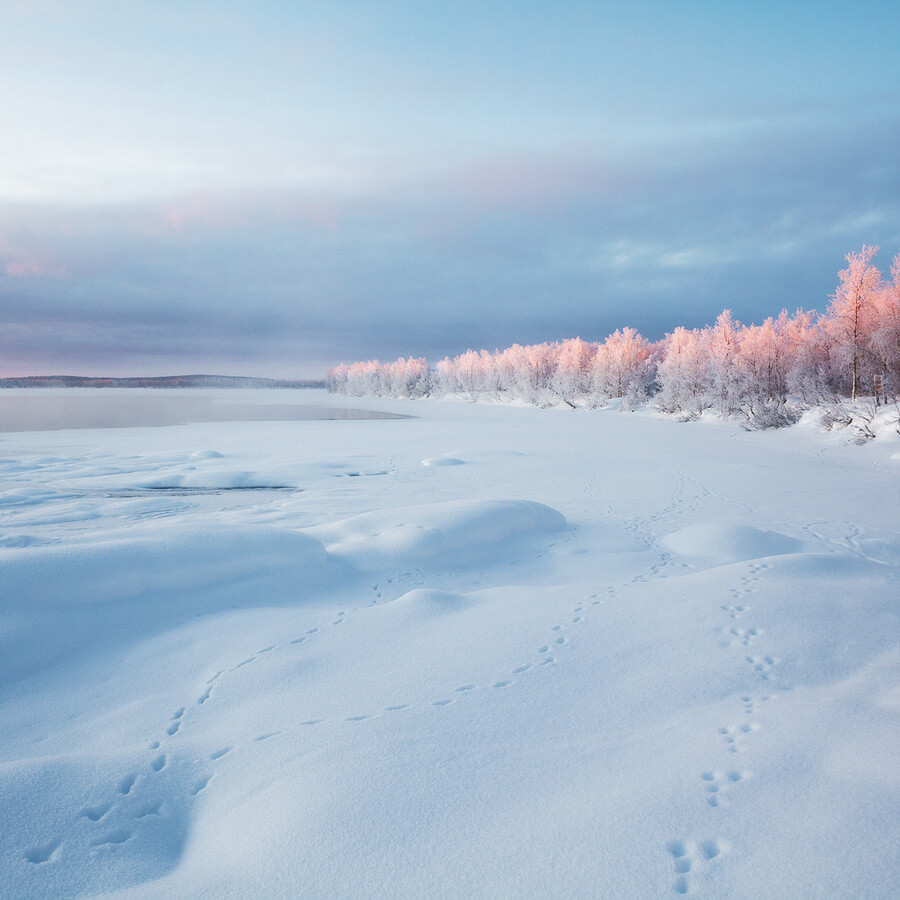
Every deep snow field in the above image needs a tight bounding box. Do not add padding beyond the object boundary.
[1,388,898,899]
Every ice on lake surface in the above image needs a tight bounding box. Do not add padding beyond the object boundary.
[0,388,409,432]
[0,388,897,899]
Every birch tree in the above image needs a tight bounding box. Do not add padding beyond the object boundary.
[825,245,881,399]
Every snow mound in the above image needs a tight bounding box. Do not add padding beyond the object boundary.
[661,523,802,563]
[1,526,332,682]
[306,499,566,571]
[389,587,476,618]
[421,456,465,467]
[138,469,292,489]
[4,525,329,606]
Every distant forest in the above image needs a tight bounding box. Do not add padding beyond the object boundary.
[329,246,900,428]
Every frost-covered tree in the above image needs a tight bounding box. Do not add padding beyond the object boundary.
[333,360,383,396]
[522,342,559,405]
[707,311,744,416]
[386,357,431,397]
[327,243,900,419]
[434,356,459,396]
[868,252,900,397]
[455,349,489,400]
[492,342,555,405]
[655,327,711,416]
[737,312,802,425]
[591,328,656,407]
[784,310,838,404]
[825,245,882,399]
[551,337,596,404]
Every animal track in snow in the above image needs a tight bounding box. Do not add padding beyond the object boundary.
[91,828,132,847]
[700,770,747,808]
[166,720,181,735]
[136,800,162,818]
[746,655,778,680]
[493,680,512,688]
[727,562,770,602]
[720,604,748,620]
[742,694,770,715]
[666,838,725,894]
[455,685,476,692]
[116,774,136,795]
[80,802,111,822]
[718,721,759,753]
[191,775,211,795]
[150,754,166,772]
[24,840,61,864]
[210,746,232,761]
[727,625,763,648]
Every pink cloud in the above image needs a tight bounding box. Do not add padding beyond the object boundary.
[0,239,67,278]
[139,191,344,237]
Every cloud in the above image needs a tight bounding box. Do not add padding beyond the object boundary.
[2,102,898,376]
[0,235,67,278]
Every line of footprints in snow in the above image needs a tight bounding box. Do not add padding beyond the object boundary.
[27,559,779,897]
[24,588,613,869]
[668,560,777,895]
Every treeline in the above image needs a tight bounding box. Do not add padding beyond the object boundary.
[328,246,900,427]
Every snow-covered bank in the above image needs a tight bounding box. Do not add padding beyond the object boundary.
[1,389,897,898]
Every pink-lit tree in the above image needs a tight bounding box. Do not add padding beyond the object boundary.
[655,327,711,416]
[551,337,596,404]
[868,252,900,397]
[590,328,656,407]
[706,311,744,416]
[825,245,882,400]
[328,245,900,419]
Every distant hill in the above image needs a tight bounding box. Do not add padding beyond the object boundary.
[0,375,326,389]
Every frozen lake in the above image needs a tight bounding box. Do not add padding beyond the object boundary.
[0,389,410,432]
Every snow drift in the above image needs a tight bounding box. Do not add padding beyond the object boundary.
[661,523,802,564]
[305,498,567,571]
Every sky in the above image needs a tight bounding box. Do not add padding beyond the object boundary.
[1,0,899,378]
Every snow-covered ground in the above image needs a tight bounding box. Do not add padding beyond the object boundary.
[1,389,898,899]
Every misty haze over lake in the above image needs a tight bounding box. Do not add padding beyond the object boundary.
[0,390,409,433]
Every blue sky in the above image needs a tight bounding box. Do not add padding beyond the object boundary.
[2,0,899,377]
